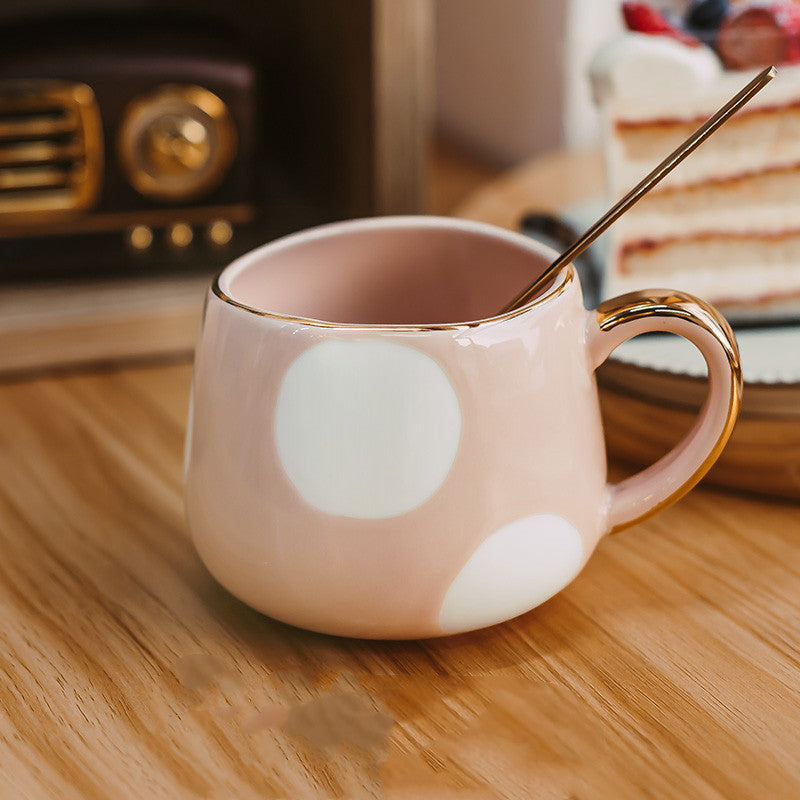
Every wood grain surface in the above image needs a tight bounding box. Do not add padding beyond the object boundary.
[1,359,800,799]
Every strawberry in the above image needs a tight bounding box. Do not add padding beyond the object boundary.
[622,2,703,47]
[717,3,800,69]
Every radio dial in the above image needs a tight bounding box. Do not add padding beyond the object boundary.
[145,114,211,176]
[118,85,236,203]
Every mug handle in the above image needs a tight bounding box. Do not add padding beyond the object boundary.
[586,290,743,534]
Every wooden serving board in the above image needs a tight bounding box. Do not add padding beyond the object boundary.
[456,148,800,500]
[599,374,800,499]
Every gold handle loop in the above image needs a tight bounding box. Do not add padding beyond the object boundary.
[591,290,743,533]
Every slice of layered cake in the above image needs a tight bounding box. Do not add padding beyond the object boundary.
[590,1,800,320]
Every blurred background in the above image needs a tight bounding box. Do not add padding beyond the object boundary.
[433,0,622,212]
[436,0,621,167]
[0,0,629,371]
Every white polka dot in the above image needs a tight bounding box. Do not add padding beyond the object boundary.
[438,514,584,634]
[275,340,461,518]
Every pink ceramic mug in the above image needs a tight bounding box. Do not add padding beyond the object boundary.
[185,216,741,639]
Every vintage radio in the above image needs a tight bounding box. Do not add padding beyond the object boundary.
[0,1,430,282]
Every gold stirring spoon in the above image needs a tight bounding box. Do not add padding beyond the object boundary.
[499,64,778,315]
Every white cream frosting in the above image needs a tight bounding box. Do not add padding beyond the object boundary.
[591,31,800,121]
[589,32,723,107]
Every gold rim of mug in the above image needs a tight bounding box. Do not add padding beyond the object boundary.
[210,263,574,331]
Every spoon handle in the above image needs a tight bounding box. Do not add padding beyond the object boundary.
[499,64,777,315]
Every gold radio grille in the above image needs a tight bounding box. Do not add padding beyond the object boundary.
[0,80,103,224]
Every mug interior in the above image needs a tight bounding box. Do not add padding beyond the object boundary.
[219,219,558,326]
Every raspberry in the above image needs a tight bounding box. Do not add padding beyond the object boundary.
[622,2,702,47]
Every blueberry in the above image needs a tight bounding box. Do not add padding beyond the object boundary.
[684,0,730,33]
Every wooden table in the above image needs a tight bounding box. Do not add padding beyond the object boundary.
[2,153,800,799]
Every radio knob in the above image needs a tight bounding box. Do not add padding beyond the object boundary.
[167,222,194,248]
[118,85,236,203]
[206,218,233,246]
[144,114,211,177]
[126,224,153,251]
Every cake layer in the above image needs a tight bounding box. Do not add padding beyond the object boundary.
[609,231,800,306]
[592,30,800,319]
[605,260,800,310]
[613,163,800,240]
[606,102,800,194]
[620,231,800,276]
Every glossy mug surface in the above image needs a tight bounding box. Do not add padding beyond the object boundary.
[185,216,741,639]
